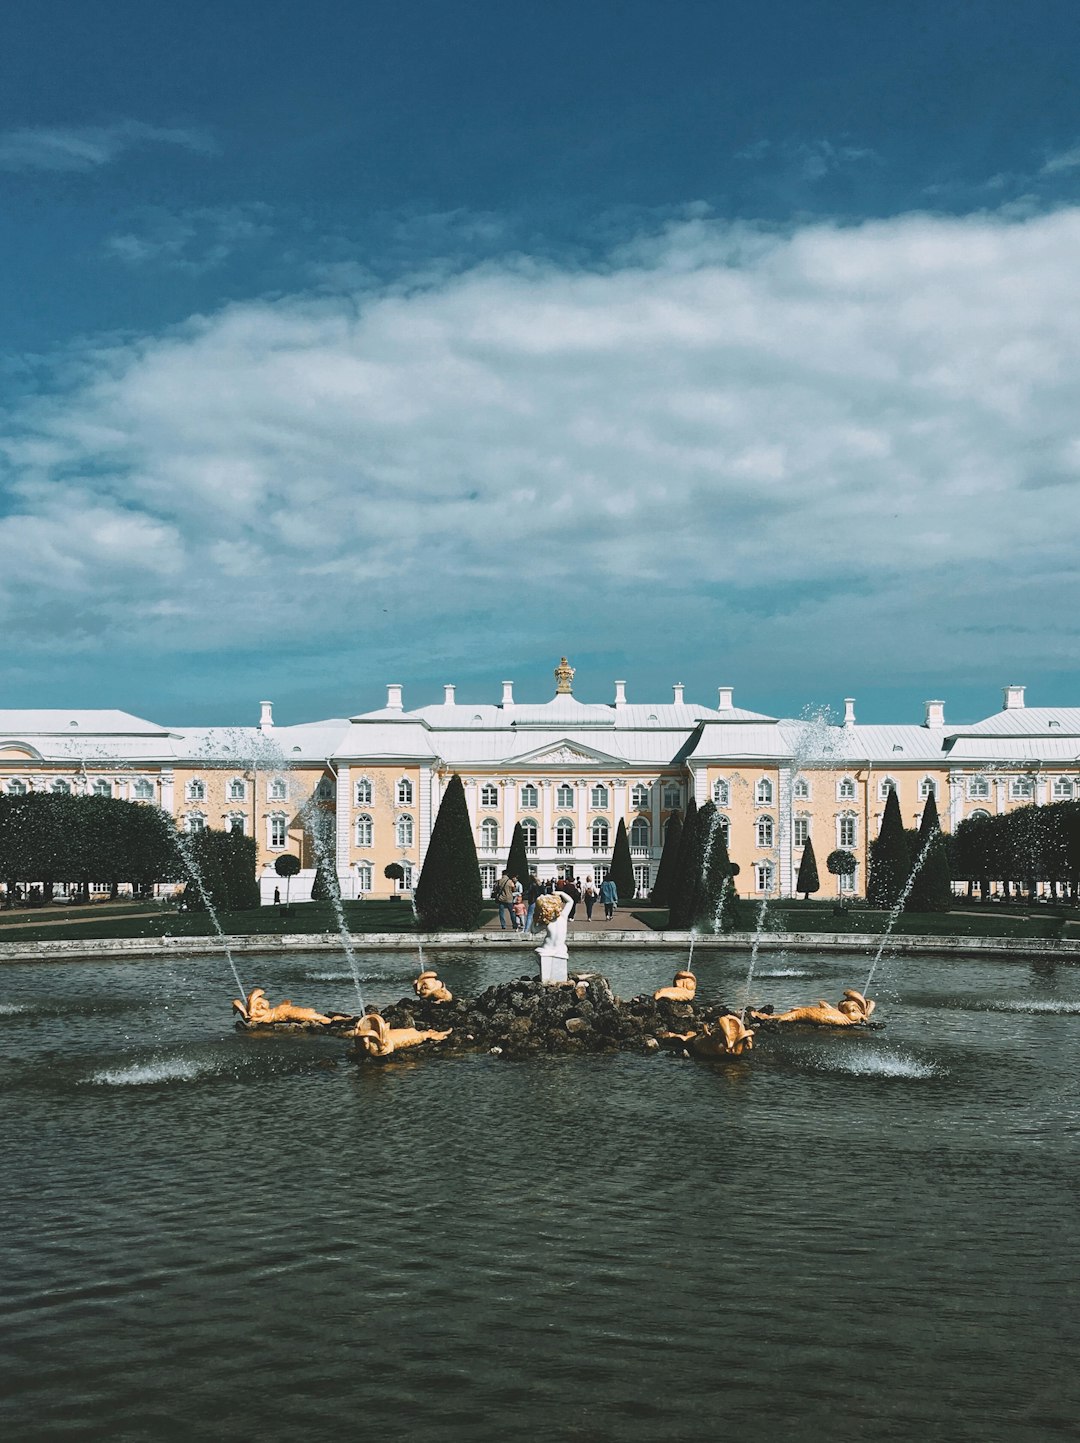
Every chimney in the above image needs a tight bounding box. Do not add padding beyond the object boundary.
[614,680,627,708]
[717,686,734,712]
[843,697,856,728]
[673,683,685,705]
[258,700,274,731]
[386,683,403,711]
[924,699,945,729]
[1003,684,1026,711]
[501,681,515,708]
[444,684,456,706]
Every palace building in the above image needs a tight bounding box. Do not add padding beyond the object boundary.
[1,663,1077,902]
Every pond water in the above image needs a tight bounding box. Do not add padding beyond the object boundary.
[0,946,1077,1442]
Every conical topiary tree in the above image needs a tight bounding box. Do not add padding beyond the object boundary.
[796,835,820,900]
[667,797,699,928]
[867,787,910,909]
[649,810,682,906]
[689,801,738,932]
[905,789,953,912]
[504,821,531,889]
[414,773,483,929]
[609,817,635,901]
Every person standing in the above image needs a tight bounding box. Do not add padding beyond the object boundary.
[582,874,598,920]
[562,875,581,920]
[525,875,544,934]
[599,873,618,920]
[495,871,517,930]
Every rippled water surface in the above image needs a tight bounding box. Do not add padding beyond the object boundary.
[1,945,1078,1441]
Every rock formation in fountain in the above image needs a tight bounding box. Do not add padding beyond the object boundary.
[750,989,876,1027]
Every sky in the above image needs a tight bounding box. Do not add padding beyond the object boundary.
[3,0,1080,728]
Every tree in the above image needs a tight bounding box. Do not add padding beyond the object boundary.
[796,835,820,899]
[274,853,301,904]
[688,802,738,931]
[666,797,699,928]
[867,788,910,908]
[826,848,857,903]
[414,773,483,929]
[649,811,682,906]
[383,862,405,891]
[504,822,531,889]
[905,790,953,912]
[609,817,635,901]
[182,829,260,912]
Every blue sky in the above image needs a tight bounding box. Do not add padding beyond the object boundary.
[3,0,1080,727]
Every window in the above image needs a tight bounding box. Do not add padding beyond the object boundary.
[593,864,607,888]
[839,867,856,894]
[270,816,287,848]
[919,777,938,801]
[631,783,649,809]
[591,819,609,851]
[756,816,774,848]
[630,817,650,849]
[793,777,810,801]
[556,784,574,808]
[1010,776,1034,800]
[662,783,681,809]
[755,862,774,893]
[316,778,334,801]
[556,819,574,849]
[186,812,206,834]
[480,783,498,808]
[400,863,414,889]
[92,778,112,797]
[970,808,992,822]
[228,778,247,802]
[480,818,499,850]
[187,779,206,801]
[356,863,372,893]
[521,819,538,849]
[837,776,856,800]
[7,779,26,795]
[355,814,373,847]
[968,776,991,800]
[396,815,414,847]
[269,778,288,801]
[755,778,773,805]
[839,815,857,849]
[354,778,372,805]
[134,778,154,800]
[716,815,730,845]
[396,778,414,805]
[878,777,897,800]
[226,812,246,834]
[481,864,498,893]
[633,863,651,897]
[52,779,71,795]
[1053,777,1074,800]
[712,778,730,806]
[794,817,810,847]
[520,783,538,809]
[590,784,609,809]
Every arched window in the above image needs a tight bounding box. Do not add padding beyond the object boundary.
[716,815,730,845]
[228,777,246,802]
[630,817,649,849]
[590,784,609,809]
[712,778,730,806]
[591,819,609,851]
[968,775,990,800]
[316,778,334,801]
[396,815,414,847]
[52,779,71,795]
[521,819,538,849]
[269,778,288,801]
[755,861,774,893]
[520,783,538,809]
[186,812,206,834]
[354,778,372,805]
[662,783,681,809]
[187,778,206,801]
[269,815,287,849]
[226,812,245,834]
[631,783,649,809]
[556,784,574,808]
[755,778,773,805]
[134,778,154,800]
[356,863,372,893]
[556,819,574,849]
[7,779,26,795]
[355,814,373,847]
[1010,776,1034,800]
[878,777,898,801]
[794,816,810,846]
[92,778,112,797]
[1053,777,1074,800]
[919,777,938,801]
[837,776,856,801]
[480,783,498,808]
[838,814,857,849]
[793,777,810,800]
[481,818,499,850]
[757,815,774,848]
[396,778,414,805]
[970,808,992,822]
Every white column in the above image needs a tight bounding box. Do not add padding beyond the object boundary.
[948,770,963,830]
[418,763,433,854]
[994,777,1007,816]
[465,778,478,836]
[1036,773,1049,806]
[541,779,552,847]
[576,779,588,872]
[693,766,707,805]
[777,765,793,898]
[502,777,515,849]
[614,777,628,834]
[335,766,352,893]
[160,769,175,816]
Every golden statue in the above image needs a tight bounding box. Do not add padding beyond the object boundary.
[654,969,697,1001]
[750,989,876,1026]
[413,970,453,1003]
[554,656,575,695]
[232,987,334,1026]
[661,1013,755,1057]
[349,1012,453,1057]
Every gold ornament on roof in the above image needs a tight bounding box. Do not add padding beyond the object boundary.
[555,657,575,695]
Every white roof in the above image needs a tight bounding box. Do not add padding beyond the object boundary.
[0,709,170,735]
[951,707,1080,737]
[944,736,1080,763]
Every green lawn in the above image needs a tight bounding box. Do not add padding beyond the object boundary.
[632,902,1077,942]
[0,899,421,944]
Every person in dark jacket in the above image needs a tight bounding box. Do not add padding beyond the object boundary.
[561,876,581,919]
[525,876,544,934]
[599,874,618,920]
[494,871,518,930]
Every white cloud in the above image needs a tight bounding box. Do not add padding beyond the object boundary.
[0,121,215,172]
[2,205,1080,701]
[103,204,273,272]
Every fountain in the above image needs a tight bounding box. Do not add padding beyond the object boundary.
[863,831,939,994]
[300,798,367,1015]
[654,970,697,1001]
[169,817,248,999]
[232,987,348,1028]
[750,990,876,1027]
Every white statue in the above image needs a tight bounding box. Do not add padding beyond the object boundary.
[534,890,573,984]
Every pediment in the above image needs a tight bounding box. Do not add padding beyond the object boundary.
[507,739,624,768]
